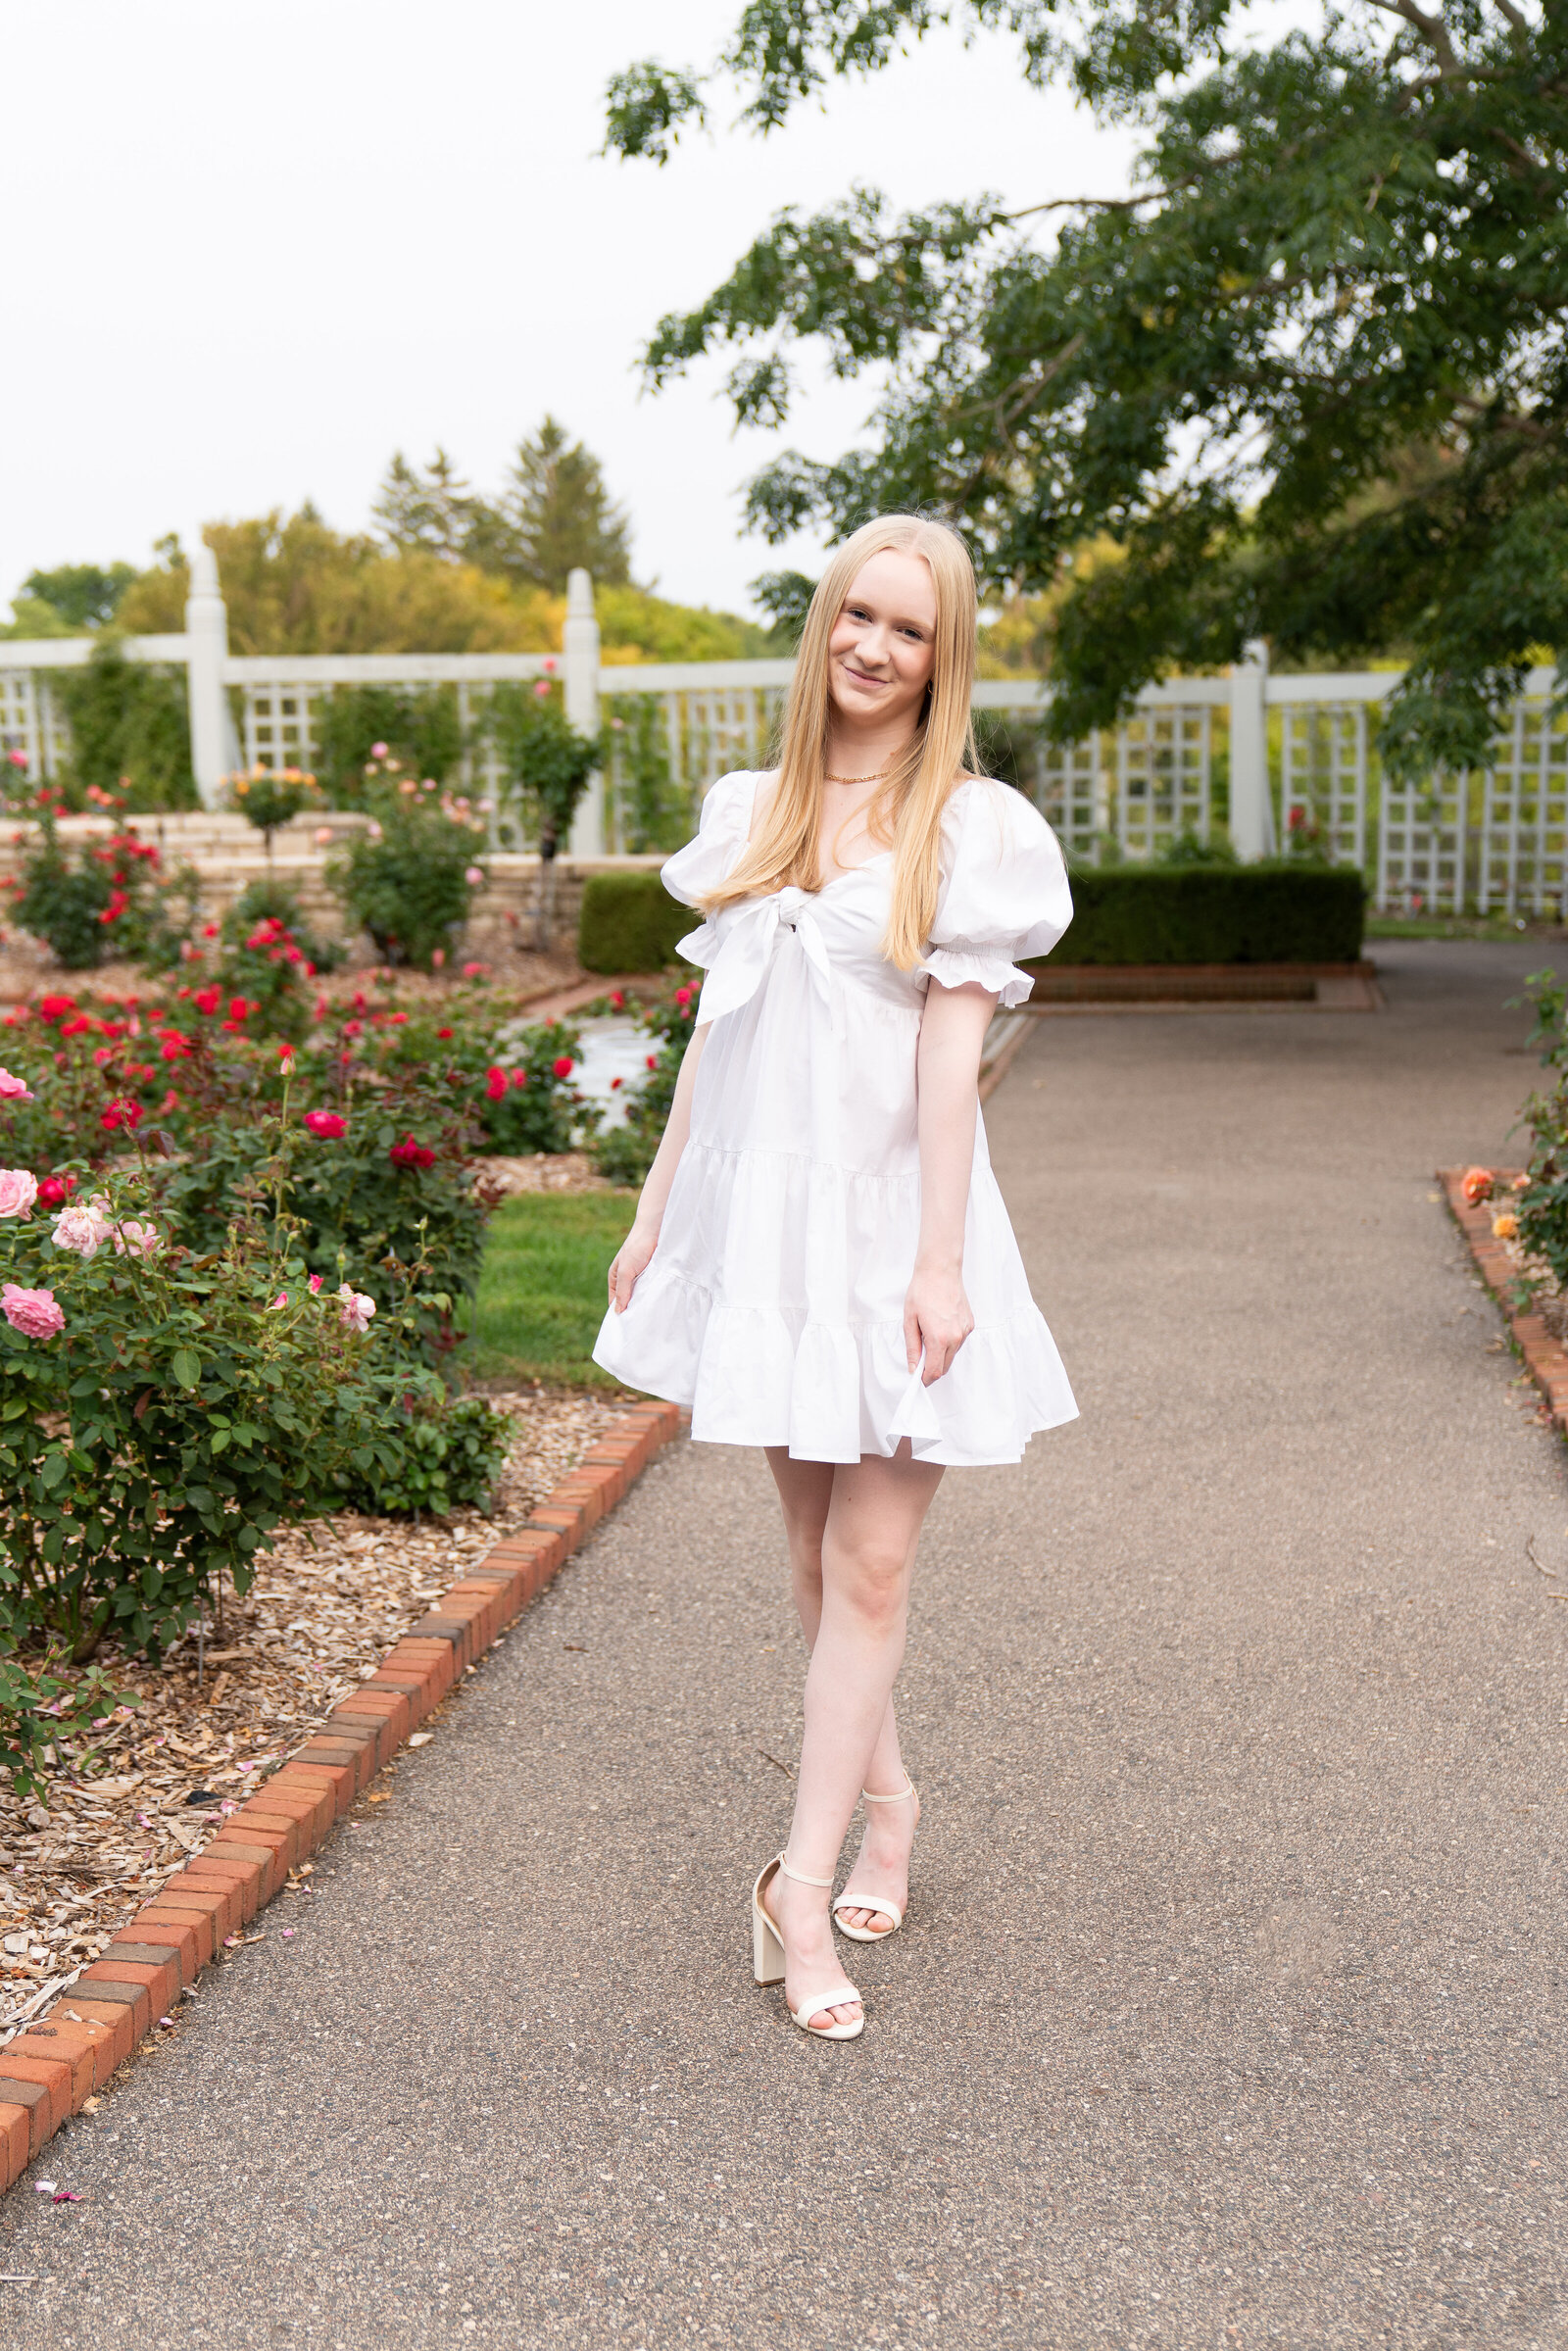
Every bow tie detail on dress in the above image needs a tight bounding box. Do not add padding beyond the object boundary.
[693,888,842,1034]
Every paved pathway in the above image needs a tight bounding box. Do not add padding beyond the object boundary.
[4,939,1566,2350]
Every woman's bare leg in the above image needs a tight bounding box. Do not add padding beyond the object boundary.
[761,1445,942,2030]
[766,1449,916,1935]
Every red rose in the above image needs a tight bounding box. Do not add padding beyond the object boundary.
[303,1110,347,1139]
[552,1054,574,1079]
[437,1027,454,1040]
[485,1066,508,1101]
[389,1132,436,1170]
[100,1099,142,1133]
[36,1174,74,1209]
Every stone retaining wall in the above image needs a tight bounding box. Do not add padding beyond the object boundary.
[0,813,664,958]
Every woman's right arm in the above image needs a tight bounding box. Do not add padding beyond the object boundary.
[606,1020,710,1312]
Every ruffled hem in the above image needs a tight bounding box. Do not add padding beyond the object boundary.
[917,945,1035,1008]
[592,1274,1077,1466]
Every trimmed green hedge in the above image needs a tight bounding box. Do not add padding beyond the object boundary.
[578,859,1366,973]
[579,870,694,973]
[1046,863,1366,966]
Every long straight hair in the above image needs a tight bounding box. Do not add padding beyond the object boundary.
[699,514,978,969]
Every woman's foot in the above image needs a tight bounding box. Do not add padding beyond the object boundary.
[834,1782,920,1935]
[762,1865,863,2033]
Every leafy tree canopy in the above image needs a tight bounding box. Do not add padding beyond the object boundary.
[606,0,1568,771]
[113,511,769,662]
[21,563,136,632]
[373,416,633,593]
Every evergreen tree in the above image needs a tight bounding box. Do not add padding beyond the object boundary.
[500,416,633,592]
[371,448,482,564]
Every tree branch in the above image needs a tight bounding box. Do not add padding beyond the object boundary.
[1362,0,1460,73]
[1490,0,1530,35]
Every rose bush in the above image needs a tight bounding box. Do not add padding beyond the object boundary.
[325,766,488,969]
[0,1148,428,1664]
[150,1071,492,1367]
[3,788,199,972]
[593,983,699,1186]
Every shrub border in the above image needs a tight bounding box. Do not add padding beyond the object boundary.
[0,1396,682,2189]
[1440,1167,1568,1432]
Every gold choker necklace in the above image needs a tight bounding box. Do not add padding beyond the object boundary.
[824,765,889,786]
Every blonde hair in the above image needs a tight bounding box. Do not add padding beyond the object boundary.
[700,514,978,969]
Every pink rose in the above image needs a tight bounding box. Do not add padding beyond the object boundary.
[0,1068,34,1102]
[2,1283,65,1340]
[308,1274,322,1294]
[337,1284,376,1334]
[303,1111,347,1140]
[269,1292,289,1310]
[112,1218,161,1260]
[0,1168,37,1219]
[51,1199,113,1258]
[466,866,485,887]
[369,742,389,759]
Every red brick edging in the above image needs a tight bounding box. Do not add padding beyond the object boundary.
[1440,1166,1568,1433]
[0,1396,682,2188]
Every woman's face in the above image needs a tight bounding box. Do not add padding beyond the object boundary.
[826,551,938,737]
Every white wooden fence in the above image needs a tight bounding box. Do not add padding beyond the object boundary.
[2,550,1565,914]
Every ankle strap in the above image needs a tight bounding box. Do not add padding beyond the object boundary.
[779,1854,833,1888]
[861,1777,916,1805]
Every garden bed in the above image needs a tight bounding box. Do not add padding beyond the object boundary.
[0,1387,623,2039]
[1439,1164,1568,1435]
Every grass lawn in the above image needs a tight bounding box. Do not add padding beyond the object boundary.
[467,1192,639,1387]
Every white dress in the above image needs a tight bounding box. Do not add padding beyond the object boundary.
[592,771,1079,1465]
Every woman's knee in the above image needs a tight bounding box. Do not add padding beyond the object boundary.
[827,1541,910,1632]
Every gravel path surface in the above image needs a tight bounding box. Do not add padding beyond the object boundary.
[1,937,1563,2349]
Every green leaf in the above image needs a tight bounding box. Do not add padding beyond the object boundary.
[38,1452,68,1492]
[171,1348,201,1391]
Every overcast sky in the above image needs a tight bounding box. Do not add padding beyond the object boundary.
[4,1,1145,620]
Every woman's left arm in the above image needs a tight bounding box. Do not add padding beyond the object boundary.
[906,979,998,1384]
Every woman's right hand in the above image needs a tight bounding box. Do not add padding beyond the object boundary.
[608,1219,661,1313]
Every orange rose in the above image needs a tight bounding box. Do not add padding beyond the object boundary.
[1459,1166,1494,1205]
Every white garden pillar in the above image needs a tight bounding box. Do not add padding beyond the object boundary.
[184,540,232,809]
[1229,637,1274,859]
[564,566,605,858]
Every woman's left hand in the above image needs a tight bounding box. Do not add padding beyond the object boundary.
[903,1263,975,1384]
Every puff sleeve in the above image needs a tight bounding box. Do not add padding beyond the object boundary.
[918,779,1073,1008]
[660,771,760,908]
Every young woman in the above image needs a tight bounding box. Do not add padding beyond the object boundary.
[595,514,1076,2040]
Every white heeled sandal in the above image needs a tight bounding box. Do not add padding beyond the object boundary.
[752,1855,864,2041]
[831,1777,920,1942]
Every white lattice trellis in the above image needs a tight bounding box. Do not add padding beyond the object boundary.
[1478,699,1568,918]
[0,669,70,781]
[241,681,325,772]
[1280,703,1369,869]
[1377,766,1469,915]
[675,685,784,798]
[1035,732,1107,863]
[1116,707,1214,859]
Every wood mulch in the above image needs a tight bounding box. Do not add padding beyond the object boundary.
[0,1387,623,2039]
[482,1151,620,1197]
[0,940,586,1016]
